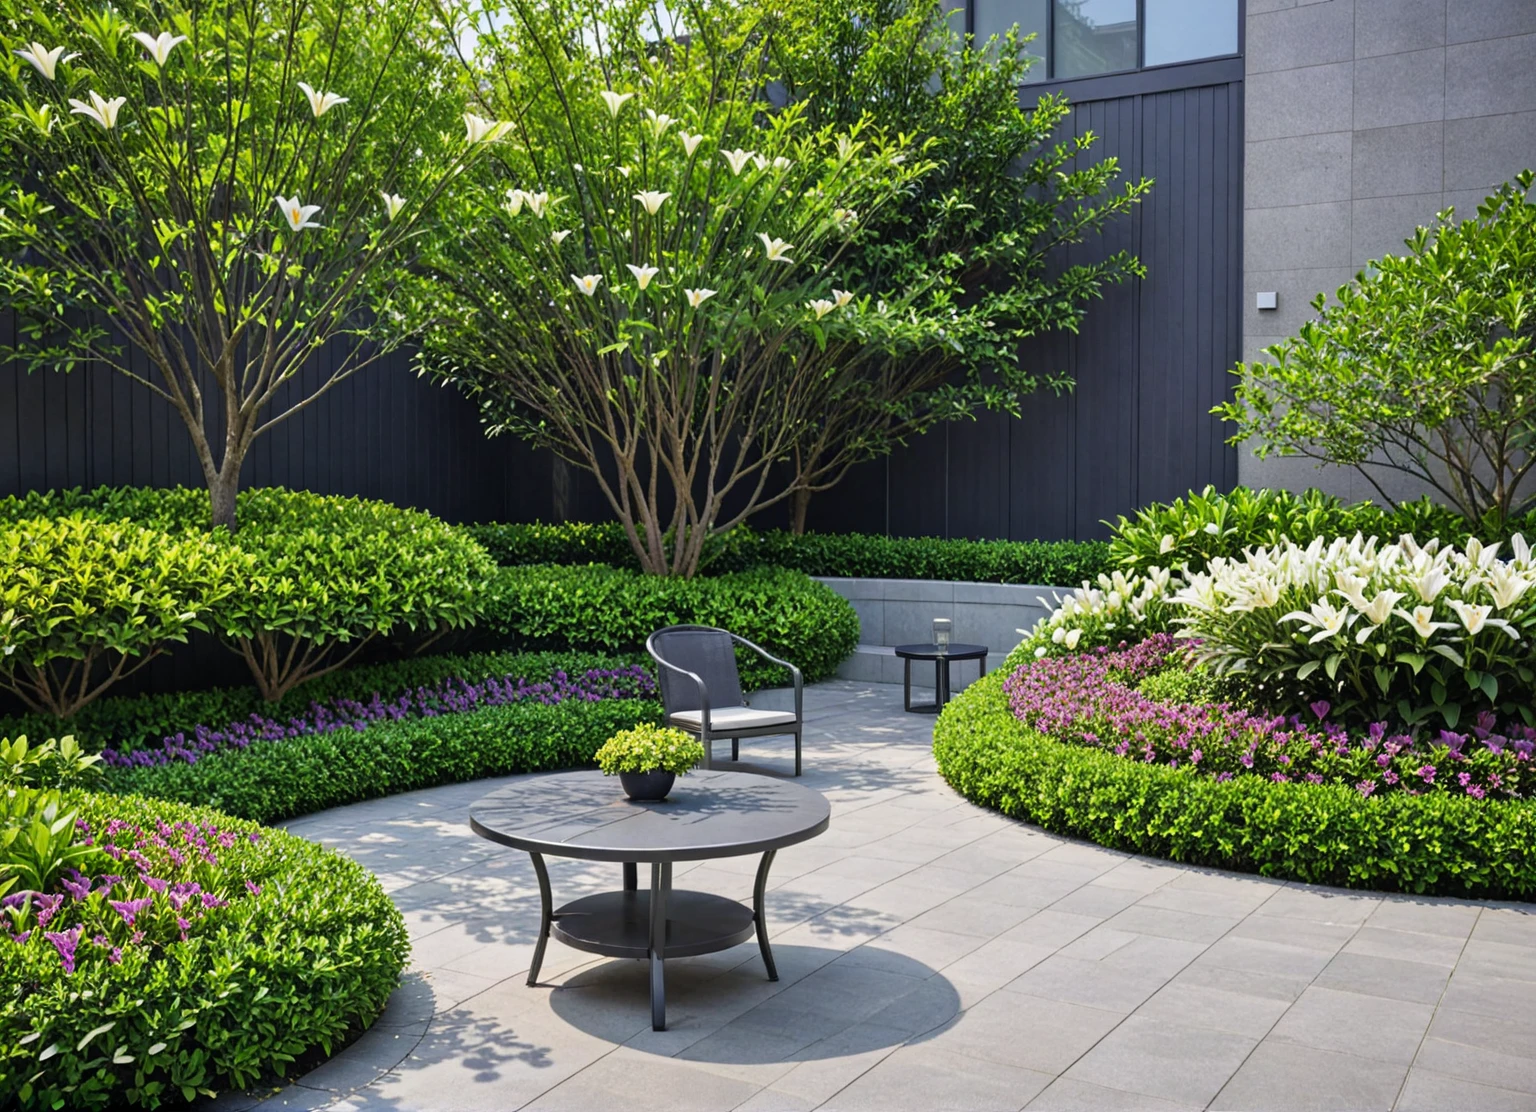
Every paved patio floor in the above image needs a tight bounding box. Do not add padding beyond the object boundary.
[229,680,1536,1111]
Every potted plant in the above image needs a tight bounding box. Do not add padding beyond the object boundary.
[595,724,706,802]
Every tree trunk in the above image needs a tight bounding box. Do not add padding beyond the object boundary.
[209,459,242,532]
[790,487,812,536]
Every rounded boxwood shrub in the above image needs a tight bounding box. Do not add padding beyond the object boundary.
[479,563,859,686]
[0,791,408,1109]
[0,516,246,718]
[934,659,1536,899]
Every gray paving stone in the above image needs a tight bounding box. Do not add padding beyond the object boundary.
[1397,1067,1536,1112]
[1025,1077,1201,1111]
[1311,951,1452,1005]
[1209,1041,1407,1111]
[1062,1015,1256,1107]
[1132,980,1291,1040]
[819,1041,1053,1112]
[1267,986,1432,1065]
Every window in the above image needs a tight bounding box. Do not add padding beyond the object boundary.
[968,0,1238,82]
[1144,0,1239,66]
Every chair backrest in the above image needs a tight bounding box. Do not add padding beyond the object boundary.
[650,626,744,714]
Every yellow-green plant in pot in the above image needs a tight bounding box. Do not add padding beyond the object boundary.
[595,724,705,802]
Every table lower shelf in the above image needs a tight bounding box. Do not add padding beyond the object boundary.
[552,889,757,960]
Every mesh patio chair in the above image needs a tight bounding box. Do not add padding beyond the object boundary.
[645,625,804,775]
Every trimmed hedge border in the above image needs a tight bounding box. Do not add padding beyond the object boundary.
[934,669,1536,899]
[107,694,664,825]
[467,521,1113,587]
[0,792,407,1110]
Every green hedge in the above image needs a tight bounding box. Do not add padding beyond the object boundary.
[478,564,859,688]
[2,649,643,755]
[0,792,406,1109]
[933,670,1536,899]
[468,521,1112,586]
[108,694,663,824]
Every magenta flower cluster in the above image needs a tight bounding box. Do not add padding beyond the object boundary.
[1004,634,1536,799]
[103,665,658,768]
[3,816,262,974]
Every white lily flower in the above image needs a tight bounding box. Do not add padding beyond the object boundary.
[1159,534,1176,555]
[551,229,572,245]
[808,298,835,320]
[772,156,792,170]
[1395,605,1453,640]
[1413,566,1450,604]
[379,192,406,221]
[504,188,527,216]
[684,287,716,308]
[600,89,634,117]
[463,113,512,144]
[751,152,769,171]
[720,148,754,175]
[523,191,556,218]
[68,91,127,131]
[274,195,322,231]
[832,289,854,308]
[1448,599,1493,635]
[757,233,793,263]
[571,273,603,296]
[1359,589,1404,626]
[643,108,676,138]
[680,132,704,156]
[298,81,348,117]
[626,264,660,289]
[1333,569,1370,611]
[132,31,188,67]
[14,43,77,81]
[632,190,671,215]
[1064,628,1082,651]
[1484,564,1531,609]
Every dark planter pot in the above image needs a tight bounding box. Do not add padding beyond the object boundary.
[618,770,676,802]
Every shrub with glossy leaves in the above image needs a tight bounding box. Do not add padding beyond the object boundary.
[0,793,407,1109]
[595,724,704,776]
[0,516,245,718]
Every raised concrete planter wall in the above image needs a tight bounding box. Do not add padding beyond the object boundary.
[814,577,1068,690]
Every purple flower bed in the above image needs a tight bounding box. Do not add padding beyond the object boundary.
[103,665,658,769]
[1005,634,1536,799]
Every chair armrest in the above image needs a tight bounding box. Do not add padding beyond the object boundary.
[647,653,712,730]
[729,633,803,722]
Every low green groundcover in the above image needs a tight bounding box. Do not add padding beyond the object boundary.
[934,664,1536,899]
[0,793,407,1110]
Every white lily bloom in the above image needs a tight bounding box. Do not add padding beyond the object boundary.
[600,89,634,117]
[274,195,322,231]
[68,91,127,131]
[1359,589,1404,626]
[1064,629,1083,651]
[626,264,660,289]
[504,188,526,215]
[772,156,792,170]
[463,113,511,144]
[643,108,676,138]
[524,191,554,218]
[1159,534,1176,555]
[720,148,754,175]
[571,273,603,296]
[680,132,704,156]
[14,43,77,81]
[1448,599,1493,635]
[832,289,854,308]
[551,229,572,245]
[808,298,835,320]
[1413,566,1451,604]
[132,31,188,67]
[379,192,406,221]
[684,287,716,308]
[1395,605,1452,640]
[757,233,793,263]
[298,82,348,117]
[1484,564,1531,609]
[633,190,671,215]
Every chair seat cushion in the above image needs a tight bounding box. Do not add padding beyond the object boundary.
[669,706,798,732]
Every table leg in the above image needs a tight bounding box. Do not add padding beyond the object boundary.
[936,659,949,709]
[903,657,912,711]
[527,851,552,986]
[623,862,637,891]
[649,861,671,1031]
[753,849,779,982]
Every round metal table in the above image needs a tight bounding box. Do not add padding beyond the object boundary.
[469,768,830,1030]
[893,642,988,713]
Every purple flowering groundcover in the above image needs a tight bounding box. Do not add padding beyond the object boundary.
[1005,634,1536,801]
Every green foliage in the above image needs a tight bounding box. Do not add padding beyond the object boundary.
[1108,485,1524,576]
[0,486,497,703]
[479,564,859,687]
[107,695,661,824]
[933,670,1536,898]
[0,515,245,717]
[0,0,475,528]
[0,787,102,896]
[0,735,101,790]
[1217,172,1536,526]
[0,793,406,1109]
[467,520,1113,585]
[1134,666,1227,707]
[595,724,704,776]
[765,0,1151,519]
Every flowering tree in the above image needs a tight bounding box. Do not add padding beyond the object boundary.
[1217,173,1536,530]
[415,0,944,576]
[0,0,493,529]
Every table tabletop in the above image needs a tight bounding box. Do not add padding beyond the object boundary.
[469,769,830,864]
[893,642,989,660]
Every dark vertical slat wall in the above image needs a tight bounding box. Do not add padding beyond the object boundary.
[809,76,1243,542]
